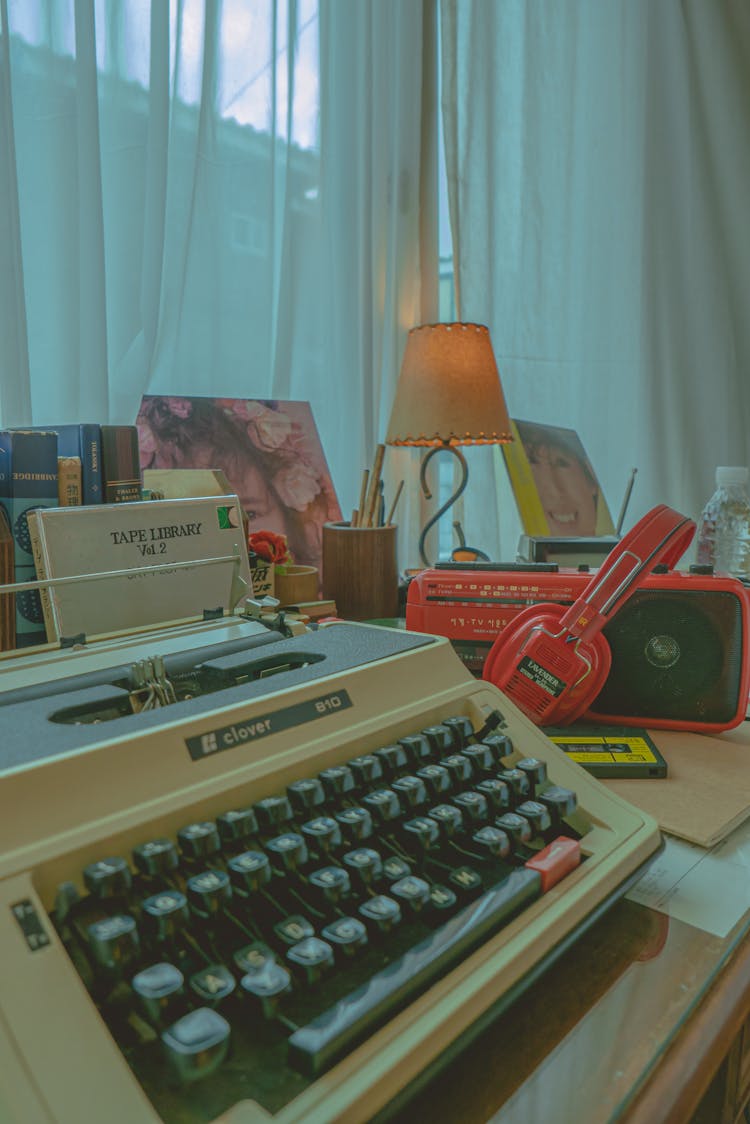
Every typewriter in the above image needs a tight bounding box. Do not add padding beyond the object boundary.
[0,616,661,1124]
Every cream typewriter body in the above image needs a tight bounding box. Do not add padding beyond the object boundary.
[0,618,661,1124]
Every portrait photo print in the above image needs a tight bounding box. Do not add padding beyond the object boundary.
[136,396,342,575]
[502,418,616,538]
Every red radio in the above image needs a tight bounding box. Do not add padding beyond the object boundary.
[406,560,750,733]
[405,563,591,672]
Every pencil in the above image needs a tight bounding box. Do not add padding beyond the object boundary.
[364,444,386,527]
[355,469,369,529]
[385,479,404,526]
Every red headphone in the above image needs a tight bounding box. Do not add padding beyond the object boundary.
[482,505,696,726]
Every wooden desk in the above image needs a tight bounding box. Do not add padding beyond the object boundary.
[387,844,750,1124]
[368,619,750,1120]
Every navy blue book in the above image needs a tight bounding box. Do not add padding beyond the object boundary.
[24,423,103,505]
[0,429,59,646]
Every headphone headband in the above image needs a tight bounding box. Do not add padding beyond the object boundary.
[558,505,695,643]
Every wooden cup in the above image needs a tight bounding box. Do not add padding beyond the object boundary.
[273,564,319,607]
[322,522,399,621]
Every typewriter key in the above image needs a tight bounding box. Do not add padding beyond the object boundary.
[189,963,236,1005]
[87,914,140,972]
[321,917,368,958]
[131,962,185,1027]
[162,1008,231,1083]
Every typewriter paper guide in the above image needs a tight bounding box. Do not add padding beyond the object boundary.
[27,495,252,642]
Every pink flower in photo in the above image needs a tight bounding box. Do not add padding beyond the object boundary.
[246,403,293,451]
[273,461,322,510]
[166,397,193,418]
[138,421,158,459]
[215,398,252,421]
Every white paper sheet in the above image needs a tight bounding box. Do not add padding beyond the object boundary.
[627,818,750,937]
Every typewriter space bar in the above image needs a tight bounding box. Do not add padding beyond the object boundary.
[287,867,542,1076]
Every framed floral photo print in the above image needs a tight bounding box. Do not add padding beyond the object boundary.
[136,396,342,576]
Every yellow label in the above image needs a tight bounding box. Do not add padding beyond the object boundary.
[551,735,659,765]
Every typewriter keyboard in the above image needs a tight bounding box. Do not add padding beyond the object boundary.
[0,624,660,1124]
[53,712,600,1119]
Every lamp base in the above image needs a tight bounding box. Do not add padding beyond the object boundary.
[418,444,469,567]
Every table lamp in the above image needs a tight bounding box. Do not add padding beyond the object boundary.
[386,322,513,567]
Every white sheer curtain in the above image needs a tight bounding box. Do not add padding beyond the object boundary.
[0,0,437,555]
[318,0,438,552]
[440,0,750,559]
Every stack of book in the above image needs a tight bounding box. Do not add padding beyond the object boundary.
[0,424,142,647]
[22,422,143,506]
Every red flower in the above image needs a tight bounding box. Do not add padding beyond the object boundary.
[248,529,292,565]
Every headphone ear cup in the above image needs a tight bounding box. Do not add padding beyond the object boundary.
[542,633,612,725]
[482,605,612,726]
[482,604,567,688]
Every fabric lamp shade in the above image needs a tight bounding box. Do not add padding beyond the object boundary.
[386,323,513,447]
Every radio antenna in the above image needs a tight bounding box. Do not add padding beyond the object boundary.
[616,468,638,535]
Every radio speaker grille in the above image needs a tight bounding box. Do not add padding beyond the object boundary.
[589,589,744,725]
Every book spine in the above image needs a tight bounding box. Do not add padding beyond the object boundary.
[58,457,83,506]
[0,433,13,651]
[0,430,59,646]
[0,505,15,650]
[79,423,103,504]
[0,432,11,532]
[101,425,142,503]
[26,509,57,642]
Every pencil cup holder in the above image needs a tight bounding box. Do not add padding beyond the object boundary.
[322,522,399,621]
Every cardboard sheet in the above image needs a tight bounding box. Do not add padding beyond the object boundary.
[603,722,750,848]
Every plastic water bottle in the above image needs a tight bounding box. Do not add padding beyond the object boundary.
[695,466,750,580]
